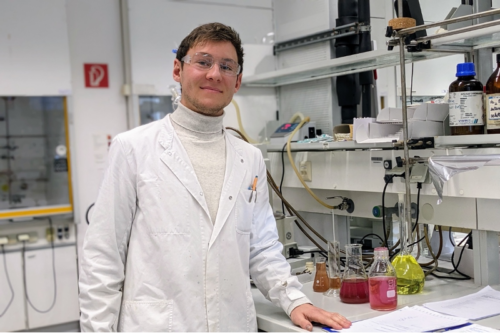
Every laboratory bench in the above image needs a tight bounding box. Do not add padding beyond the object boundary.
[251,279,500,332]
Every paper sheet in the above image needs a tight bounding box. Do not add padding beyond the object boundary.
[338,306,468,332]
[423,286,500,320]
[449,324,499,332]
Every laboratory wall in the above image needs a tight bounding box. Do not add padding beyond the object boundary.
[66,0,129,263]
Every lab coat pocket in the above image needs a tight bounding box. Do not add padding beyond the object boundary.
[118,300,173,332]
[236,190,255,234]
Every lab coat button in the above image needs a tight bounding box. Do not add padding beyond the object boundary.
[200,192,203,196]
[168,152,172,156]
[229,196,232,200]
[241,159,244,163]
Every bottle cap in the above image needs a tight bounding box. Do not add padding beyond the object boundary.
[456,62,476,77]
[374,247,389,258]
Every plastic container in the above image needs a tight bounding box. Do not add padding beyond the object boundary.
[448,62,485,135]
[485,54,500,134]
[368,247,397,311]
[340,244,369,304]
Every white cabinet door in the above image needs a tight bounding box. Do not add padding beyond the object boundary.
[0,251,27,332]
[0,0,72,96]
[24,246,79,329]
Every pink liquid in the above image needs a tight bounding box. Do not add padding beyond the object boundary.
[339,279,369,304]
[368,276,397,311]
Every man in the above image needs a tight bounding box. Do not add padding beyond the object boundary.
[79,22,351,332]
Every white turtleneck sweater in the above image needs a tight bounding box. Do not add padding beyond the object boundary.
[170,103,226,223]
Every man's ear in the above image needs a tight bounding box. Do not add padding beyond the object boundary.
[173,59,182,83]
[233,73,243,93]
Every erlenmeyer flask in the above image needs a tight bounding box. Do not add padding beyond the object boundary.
[391,193,425,295]
[313,257,329,292]
[324,241,341,297]
[340,244,369,304]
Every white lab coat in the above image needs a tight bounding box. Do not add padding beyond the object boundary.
[79,115,308,332]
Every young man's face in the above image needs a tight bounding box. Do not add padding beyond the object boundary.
[173,40,242,117]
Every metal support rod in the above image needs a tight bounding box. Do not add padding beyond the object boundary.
[396,7,500,36]
[398,37,413,243]
[398,0,403,18]
[415,19,500,43]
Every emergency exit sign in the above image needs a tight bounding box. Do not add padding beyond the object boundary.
[84,63,109,88]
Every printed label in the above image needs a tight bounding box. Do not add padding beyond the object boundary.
[448,91,484,127]
[485,93,500,130]
[387,290,396,298]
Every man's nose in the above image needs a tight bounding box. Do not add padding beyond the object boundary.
[206,63,222,81]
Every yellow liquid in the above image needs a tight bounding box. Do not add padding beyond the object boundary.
[391,254,425,295]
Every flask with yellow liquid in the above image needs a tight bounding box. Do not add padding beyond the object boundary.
[391,194,425,295]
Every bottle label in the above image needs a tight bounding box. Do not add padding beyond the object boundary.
[485,93,500,130]
[448,91,484,127]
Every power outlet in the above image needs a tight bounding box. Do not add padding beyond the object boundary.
[299,161,312,182]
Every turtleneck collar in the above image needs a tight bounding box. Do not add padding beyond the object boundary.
[170,102,225,136]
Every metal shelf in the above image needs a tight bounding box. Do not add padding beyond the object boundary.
[242,25,500,88]
[435,134,500,148]
[267,141,395,152]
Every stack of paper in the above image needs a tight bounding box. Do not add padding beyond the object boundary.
[338,306,468,332]
[423,286,500,320]
[449,324,500,332]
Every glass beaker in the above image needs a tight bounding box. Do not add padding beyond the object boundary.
[391,193,425,295]
[340,244,369,304]
[368,247,397,311]
[324,241,341,297]
[313,257,329,292]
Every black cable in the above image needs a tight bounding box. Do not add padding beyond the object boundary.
[22,218,57,313]
[449,232,472,278]
[279,143,287,214]
[85,203,95,225]
[408,235,425,248]
[0,244,14,317]
[412,185,421,233]
[382,175,394,249]
[359,233,385,247]
[410,62,414,105]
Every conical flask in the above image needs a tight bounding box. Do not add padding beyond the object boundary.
[391,193,425,295]
[340,244,369,304]
[324,241,341,297]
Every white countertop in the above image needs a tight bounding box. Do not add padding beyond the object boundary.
[252,278,500,332]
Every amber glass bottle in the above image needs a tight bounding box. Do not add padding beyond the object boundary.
[485,54,500,134]
[448,63,485,135]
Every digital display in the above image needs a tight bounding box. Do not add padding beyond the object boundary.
[274,123,299,134]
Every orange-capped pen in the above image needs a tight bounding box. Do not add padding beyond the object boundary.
[251,176,258,191]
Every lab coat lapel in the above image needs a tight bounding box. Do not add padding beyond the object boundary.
[159,116,211,220]
[208,135,246,249]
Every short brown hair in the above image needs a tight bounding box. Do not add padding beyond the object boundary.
[176,22,244,74]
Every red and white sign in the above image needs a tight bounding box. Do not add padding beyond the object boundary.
[84,64,109,88]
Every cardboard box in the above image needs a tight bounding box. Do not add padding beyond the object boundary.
[355,103,449,143]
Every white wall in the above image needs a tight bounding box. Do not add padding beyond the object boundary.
[127,0,274,95]
[0,0,71,95]
[66,0,128,262]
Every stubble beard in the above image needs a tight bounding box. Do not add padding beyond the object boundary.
[184,93,228,117]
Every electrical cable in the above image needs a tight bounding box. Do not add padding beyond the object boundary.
[382,175,395,248]
[410,62,414,105]
[280,143,287,214]
[359,233,385,247]
[85,203,95,225]
[0,244,14,317]
[21,218,57,313]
